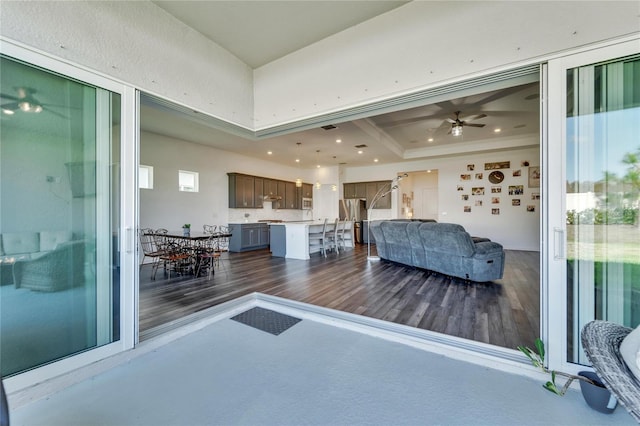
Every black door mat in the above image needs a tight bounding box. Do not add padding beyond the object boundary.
[231,307,302,336]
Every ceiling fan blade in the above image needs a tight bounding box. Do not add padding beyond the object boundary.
[445,118,456,124]
[377,116,430,128]
[44,107,69,119]
[1,102,19,111]
[465,123,486,128]
[461,113,487,122]
[0,93,20,101]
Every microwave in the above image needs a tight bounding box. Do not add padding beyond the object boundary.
[302,198,313,210]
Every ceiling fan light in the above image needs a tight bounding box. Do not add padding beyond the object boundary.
[2,108,15,115]
[33,104,43,113]
[295,178,302,187]
[452,124,463,137]
[315,181,321,189]
[18,101,31,112]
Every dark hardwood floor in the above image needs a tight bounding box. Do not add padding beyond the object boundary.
[139,244,540,350]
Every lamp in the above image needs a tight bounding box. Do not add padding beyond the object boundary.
[367,173,408,261]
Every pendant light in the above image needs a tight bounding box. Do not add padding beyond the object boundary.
[295,142,302,187]
[315,150,321,189]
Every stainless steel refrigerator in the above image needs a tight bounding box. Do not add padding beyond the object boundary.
[339,199,367,244]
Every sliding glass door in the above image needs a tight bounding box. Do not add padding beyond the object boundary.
[547,39,639,369]
[0,55,121,376]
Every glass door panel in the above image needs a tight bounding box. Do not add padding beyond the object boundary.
[0,56,121,376]
[566,53,640,364]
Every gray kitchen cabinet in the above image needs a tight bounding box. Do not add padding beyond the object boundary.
[264,179,278,198]
[373,181,392,209]
[285,181,297,209]
[254,177,264,208]
[344,182,370,199]
[343,183,355,198]
[228,173,255,208]
[228,223,270,252]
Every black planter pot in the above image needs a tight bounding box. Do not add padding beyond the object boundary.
[578,371,617,414]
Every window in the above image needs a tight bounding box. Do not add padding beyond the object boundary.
[139,165,153,189]
[0,55,121,377]
[179,170,198,192]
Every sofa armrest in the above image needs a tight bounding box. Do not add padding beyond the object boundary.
[474,241,504,256]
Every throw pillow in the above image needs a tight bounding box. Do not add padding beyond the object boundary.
[620,324,640,382]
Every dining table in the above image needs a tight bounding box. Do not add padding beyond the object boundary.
[149,230,232,277]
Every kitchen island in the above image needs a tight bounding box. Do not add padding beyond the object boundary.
[269,221,353,260]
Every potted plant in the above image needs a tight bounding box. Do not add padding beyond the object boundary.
[518,338,617,413]
[182,223,191,236]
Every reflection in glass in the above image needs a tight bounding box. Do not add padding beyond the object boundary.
[566,54,640,364]
[0,56,120,376]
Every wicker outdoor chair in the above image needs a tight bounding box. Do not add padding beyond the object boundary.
[581,320,640,422]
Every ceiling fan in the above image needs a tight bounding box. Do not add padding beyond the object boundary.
[447,111,486,137]
[1,87,68,118]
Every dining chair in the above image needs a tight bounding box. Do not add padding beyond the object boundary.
[138,228,162,266]
[213,225,231,269]
[325,218,339,254]
[153,237,190,280]
[203,224,217,234]
[334,219,347,253]
[195,233,218,280]
[309,219,335,257]
[138,228,166,280]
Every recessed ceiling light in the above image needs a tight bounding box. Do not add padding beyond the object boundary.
[336,139,342,143]
[374,158,379,163]
[427,138,434,142]
[295,158,300,163]
[316,164,321,168]
[357,150,363,154]
[494,128,502,133]
[267,151,272,155]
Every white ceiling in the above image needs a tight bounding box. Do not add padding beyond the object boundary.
[142,1,541,169]
[0,2,540,170]
[152,1,409,68]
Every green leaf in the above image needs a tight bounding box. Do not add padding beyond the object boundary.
[543,382,560,395]
[535,338,545,362]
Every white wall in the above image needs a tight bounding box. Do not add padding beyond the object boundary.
[140,131,326,231]
[254,1,640,128]
[0,127,73,233]
[342,144,540,251]
[0,1,254,129]
[2,2,637,133]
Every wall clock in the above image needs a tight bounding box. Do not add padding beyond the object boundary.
[488,171,505,184]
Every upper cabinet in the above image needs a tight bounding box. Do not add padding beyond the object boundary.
[302,183,313,199]
[229,173,313,209]
[345,180,392,209]
[285,182,297,209]
[264,179,278,198]
[344,183,367,199]
[254,177,264,208]
[228,173,255,208]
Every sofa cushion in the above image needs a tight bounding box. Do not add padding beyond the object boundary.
[620,324,640,382]
[419,223,475,257]
[2,232,39,255]
[39,230,73,252]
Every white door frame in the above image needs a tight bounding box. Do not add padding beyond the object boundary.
[545,37,640,374]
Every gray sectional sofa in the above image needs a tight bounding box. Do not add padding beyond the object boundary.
[369,220,505,282]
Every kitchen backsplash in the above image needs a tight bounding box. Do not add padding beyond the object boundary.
[228,201,313,223]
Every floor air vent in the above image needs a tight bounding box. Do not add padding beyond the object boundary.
[231,307,301,336]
